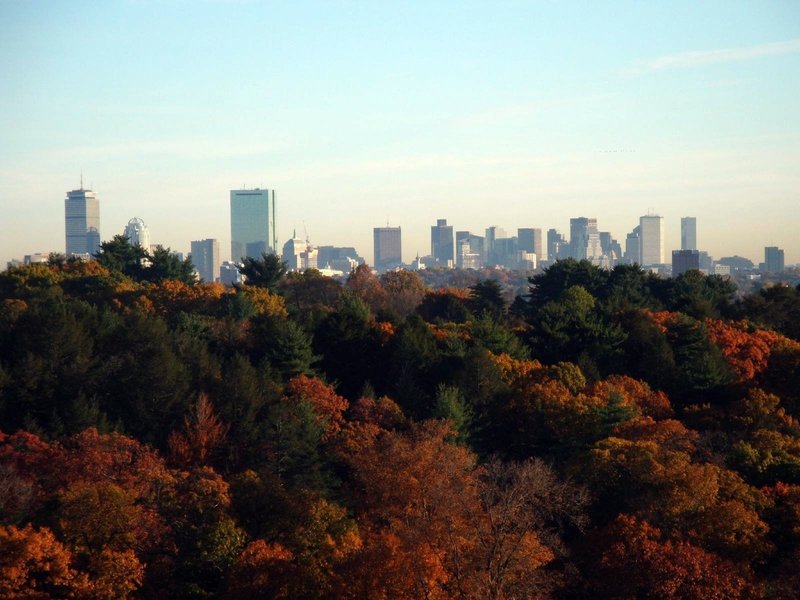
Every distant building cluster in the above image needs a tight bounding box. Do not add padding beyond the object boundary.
[4,181,793,282]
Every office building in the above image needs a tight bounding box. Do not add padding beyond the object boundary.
[191,238,220,283]
[65,186,100,257]
[547,229,568,262]
[123,217,151,249]
[282,233,308,271]
[569,217,601,262]
[373,226,402,272]
[430,219,454,267]
[219,261,243,286]
[639,215,664,267]
[317,246,365,273]
[456,231,485,268]
[230,188,276,261]
[681,217,697,251]
[672,250,700,277]
[624,226,640,265]
[485,226,507,266]
[764,247,785,272]
[518,228,544,261]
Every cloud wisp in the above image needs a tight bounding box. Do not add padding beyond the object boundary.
[626,39,800,76]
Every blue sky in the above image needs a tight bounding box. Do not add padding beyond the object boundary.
[1,0,799,266]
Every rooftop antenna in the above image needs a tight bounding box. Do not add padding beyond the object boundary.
[80,172,83,190]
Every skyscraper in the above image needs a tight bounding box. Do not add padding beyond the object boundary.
[123,217,151,250]
[65,186,100,257]
[518,228,544,261]
[191,238,220,283]
[230,188,276,261]
[625,226,640,265]
[764,247,785,272]
[547,229,568,261]
[672,249,700,277]
[681,217,697,251]
[639,215,664,267]
[569,217,601,262]
[430,219,454,267]
[373,226,402,272]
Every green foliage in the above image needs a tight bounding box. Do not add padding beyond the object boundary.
[239,253,287,291]
[468,279,506,320]
[432,384,472,446]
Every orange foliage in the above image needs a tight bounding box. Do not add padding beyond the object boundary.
[286,375,349,442]
[704,319,781,382]
[592,515,761,599]
[612,417,699,454]
[225,540,295,599]
[373,320,395,344]
[168,394,229,468]
[0,524,86,599]
[590,375,674,420]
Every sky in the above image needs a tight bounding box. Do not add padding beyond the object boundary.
[1,0,799,267]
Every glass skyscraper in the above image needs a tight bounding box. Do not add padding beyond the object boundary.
[65,187,100,257]
[230,188,276,261]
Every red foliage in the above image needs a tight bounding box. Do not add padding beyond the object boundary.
[286,375,349,442]
[591,515,761,599]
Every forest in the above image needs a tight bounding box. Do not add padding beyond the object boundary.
[2,241,800,599]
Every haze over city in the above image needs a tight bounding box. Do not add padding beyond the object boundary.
[1,1,799,267]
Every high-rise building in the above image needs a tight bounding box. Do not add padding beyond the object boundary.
[191,238,220,283]
[639,215,664,267]
[681,217,697,251]
[123,217,151,250]
[624,226,640,265]
[764,246,785,272]
[456,231,485,269]
[672,249,700,277]
[65,186,100,257]
[518,228,544,261]
[569,217,601,262]
[430,219,454,267]
[230,188,276,261]
[547,229,568,262]
[373,226,402,272]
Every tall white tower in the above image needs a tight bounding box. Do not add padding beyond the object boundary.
[639,215,664,267]
[123,217,151,250]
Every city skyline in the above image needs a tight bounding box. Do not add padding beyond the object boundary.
[1,2,799,266]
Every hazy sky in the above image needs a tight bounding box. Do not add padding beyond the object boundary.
[1,0,799,267]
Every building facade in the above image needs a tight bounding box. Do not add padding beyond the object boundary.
[569,217,601,262]
[518,228,544,262]
[681,217,697,251]
[672,249,700,277]
[230,188,276,261]
[191,238,220,283]
[123,217,151,250]
[639,215,664,267]
[65,187,100,257]
[430,219,454,267]
[764,246,785,272]
[373,226,402,272]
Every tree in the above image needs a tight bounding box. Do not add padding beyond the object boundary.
[147,245,197,285]
[168,394,230,468]
[239,253,287,291]
[589,515,760,599]
[95,235,147,280]
[468,279,506,320]
[381,270,426,318]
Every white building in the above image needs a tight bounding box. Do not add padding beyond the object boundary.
[639,215,664,267]
[123,217,151,250]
